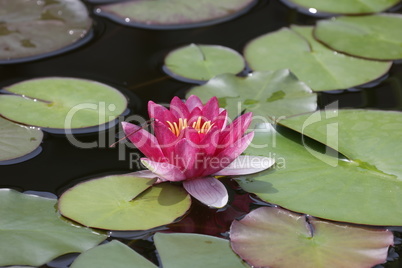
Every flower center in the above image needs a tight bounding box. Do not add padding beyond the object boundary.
[167,117,213,136]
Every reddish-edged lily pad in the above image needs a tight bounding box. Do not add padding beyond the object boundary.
[0,0,92,64]
[230,206,394,268]
[95,0,257,29]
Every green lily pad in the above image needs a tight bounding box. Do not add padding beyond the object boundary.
[154,232,249,268]
[281,109,402,180]
[244,25,392,91]
[0,189,106,267]
[186,70,317,123]
[238,110,402,225]
[95,0,257,29]
[314,14,402,60]
[0,117,43,164]
[164,44,246,83]
[70,240,157,268]
[282,0,401,15]
[58,175,191,230]
[230,207,393,268]
[0,0,92,64]
[0,77,128,130]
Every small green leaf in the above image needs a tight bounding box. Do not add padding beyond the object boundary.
[244,26,392,91]
[0,189,106,267]
[70,241,157,268]
[187,70,317,123]
[314,14,402,60]
[0,117,43,163]
[59,175,191,230]
[164,44,245,82]
[154,233,249,268]
[0,77,128,129]
[230,207,393,268]
[96,0,257,29]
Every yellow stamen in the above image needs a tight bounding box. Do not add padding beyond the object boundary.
[167,116,213,136]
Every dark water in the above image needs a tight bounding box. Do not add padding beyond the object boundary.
[1,0,402,267]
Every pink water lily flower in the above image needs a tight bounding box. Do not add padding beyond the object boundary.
[122,95,274,208]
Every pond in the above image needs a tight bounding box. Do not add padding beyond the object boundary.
[1,0,402,267]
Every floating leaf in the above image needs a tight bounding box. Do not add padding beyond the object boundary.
[282,0,401,15]
[186,70,317,123]
[0,189,106,267]
[154,232,249,268]
[0,0,92,64]
[244,26,392,91]
[164,44,245,83]
[95,0,257,29]
[70,240,157,268]
[238,110,402,225]
[59,175,191,230]
[230,207,393,268]
[281,109,402,180]
[0,77,128,130]
[314,14,402,60]
[0,117,43,164]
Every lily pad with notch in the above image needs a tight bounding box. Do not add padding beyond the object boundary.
[0,117,43,165]
[230,206,393,268]
[186,70,317,124]
[0,189,106,267]
[0,0,93,64]
[314,13,402,61]
[244,26,392,91]
[95,0,257,30]
[58,174,191,230]
[164,44,246,83]
[238,110,402,225]
[0,77,128,132]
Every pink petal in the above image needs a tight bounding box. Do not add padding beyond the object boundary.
[214,155,275,176]
[183,177,228,208]
[202,96,219,120]
[153,120,178,157]
[148,101,176,123]
[211,110,228,130]
[173,138,198,178]
[122,122,166,162]
[128,170,167,184]
[127,170,159,179]
[217,112,252,153]
[188,107,203,126]
[179,127,200,144]
[202,132,254,176]
[170,96,190,119]
[199,126,220,156]
[141,158,186,181]
[185,95,203,112]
